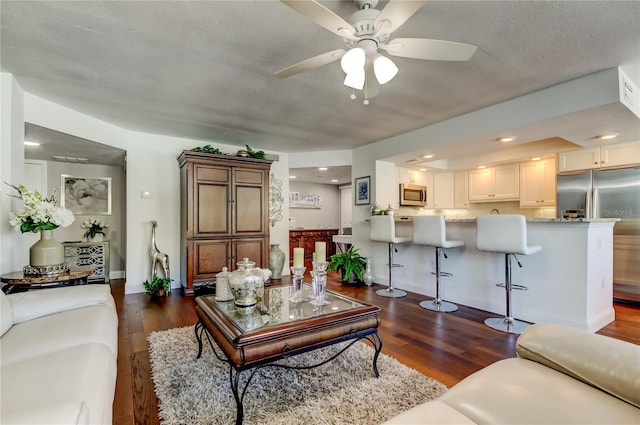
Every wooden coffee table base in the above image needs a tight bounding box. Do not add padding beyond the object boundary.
[194,320,382,425]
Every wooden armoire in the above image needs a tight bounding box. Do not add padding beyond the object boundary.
[178,151,273,295]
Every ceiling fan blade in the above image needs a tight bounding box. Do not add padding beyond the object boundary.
[374,0,428,33]
[280,0,355,37]
[381,38,477,61]
[275,49,346,78]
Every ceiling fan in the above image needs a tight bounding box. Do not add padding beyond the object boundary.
[276,0,477,103]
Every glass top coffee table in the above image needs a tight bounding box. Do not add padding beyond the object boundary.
[194,283,382,425]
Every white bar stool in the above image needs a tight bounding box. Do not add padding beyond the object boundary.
[370,215,411,298]
[477,214,541,334]
[413,216,464,313]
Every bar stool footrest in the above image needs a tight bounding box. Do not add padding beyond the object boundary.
[495,283,528,290]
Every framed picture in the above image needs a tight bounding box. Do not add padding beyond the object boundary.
[60,175,112,215]
[354,176,371,205]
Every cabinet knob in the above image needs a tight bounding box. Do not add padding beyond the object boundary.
[594,161,598,165]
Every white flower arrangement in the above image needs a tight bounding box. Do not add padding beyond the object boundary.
[81,218,109,239]
[7,183,75,233]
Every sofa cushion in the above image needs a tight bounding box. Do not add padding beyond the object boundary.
[382,400,476,424]
[0,290,12,336]
[0,303,118,366]
[8,284,113,324]
[516,322,640,408]
[438,358,640,424]
[1,343,116,425]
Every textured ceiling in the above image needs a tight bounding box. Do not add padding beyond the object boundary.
[2,0,640,179]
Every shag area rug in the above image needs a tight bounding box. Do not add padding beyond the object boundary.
[148,326,446,425]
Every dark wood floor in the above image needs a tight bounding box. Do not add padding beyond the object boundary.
[111,275,640,425]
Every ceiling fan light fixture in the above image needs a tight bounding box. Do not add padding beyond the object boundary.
[344,69,365,90]
[373,54,398,84]
[340,47,365,74]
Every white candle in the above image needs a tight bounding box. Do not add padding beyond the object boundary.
[315,242,326,262]
[293,247,304,267]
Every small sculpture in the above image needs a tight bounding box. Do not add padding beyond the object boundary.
[150,220,170,282]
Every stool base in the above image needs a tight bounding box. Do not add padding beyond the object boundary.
[376,288,407,298]
[485,317,530,334]
[420,299,458,313]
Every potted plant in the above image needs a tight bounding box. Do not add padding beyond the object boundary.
[327,245,367,285]
[81,218,109,242]
[142,275,173,297]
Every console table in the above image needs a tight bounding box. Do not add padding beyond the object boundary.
[0,267,93,294]
[62,241,110,282]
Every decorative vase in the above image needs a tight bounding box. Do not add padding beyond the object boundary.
[30,230,64,267]
[269,244,285,279]
[88,233,104,242]
[363,257,374,286]
[228,258,265,308]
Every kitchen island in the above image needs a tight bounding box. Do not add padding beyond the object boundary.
[365,218,618,332]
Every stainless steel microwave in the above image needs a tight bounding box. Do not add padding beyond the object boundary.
[399,183,428,206]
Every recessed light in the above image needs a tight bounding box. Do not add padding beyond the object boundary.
[419,168,427,172]
[422,154,434,159]
[598,133,619,140]
[498,136,516,143]
[477,165,486,169]
[531,157,542,161]
[330,179,338,183]
[289,175,296,179]
[24,141,40,146]
[319,167,328,171]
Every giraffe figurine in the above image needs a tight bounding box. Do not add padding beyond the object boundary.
[150,220,170,284]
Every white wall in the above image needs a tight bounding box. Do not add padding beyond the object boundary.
[0,73,26,273]
[289,181,340,230]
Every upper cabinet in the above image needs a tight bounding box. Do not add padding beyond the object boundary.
[454,171,469,209]
[432,172,454,209]
[558,141,640,172]
[398,167,427,186]
[468,163,519,202]
[519,158,556,207]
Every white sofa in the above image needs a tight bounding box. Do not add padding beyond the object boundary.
[1,285,118,424]
[384,323,640,424]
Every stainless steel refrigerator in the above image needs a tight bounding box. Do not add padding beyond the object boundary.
[557,167,640,303]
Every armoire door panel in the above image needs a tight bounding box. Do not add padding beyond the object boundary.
[196,165,229,182]
[235,186,264,233]
[196,183,230,235]
[194,240,230,277]
[234,238,267,268]
[234,169,264,185]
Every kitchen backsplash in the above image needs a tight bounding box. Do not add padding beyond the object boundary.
[395,201,557,219]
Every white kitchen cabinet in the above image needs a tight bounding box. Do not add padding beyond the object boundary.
[468,163,519,202]
[602,141,640,168]
[454,171,469,209]
[397,167,427,186]
[433,172,454,209]
[424,171,434,208]
[558,141,640,172]
[520,158,556,207]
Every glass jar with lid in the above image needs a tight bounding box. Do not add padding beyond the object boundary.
[228,257,265,308]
